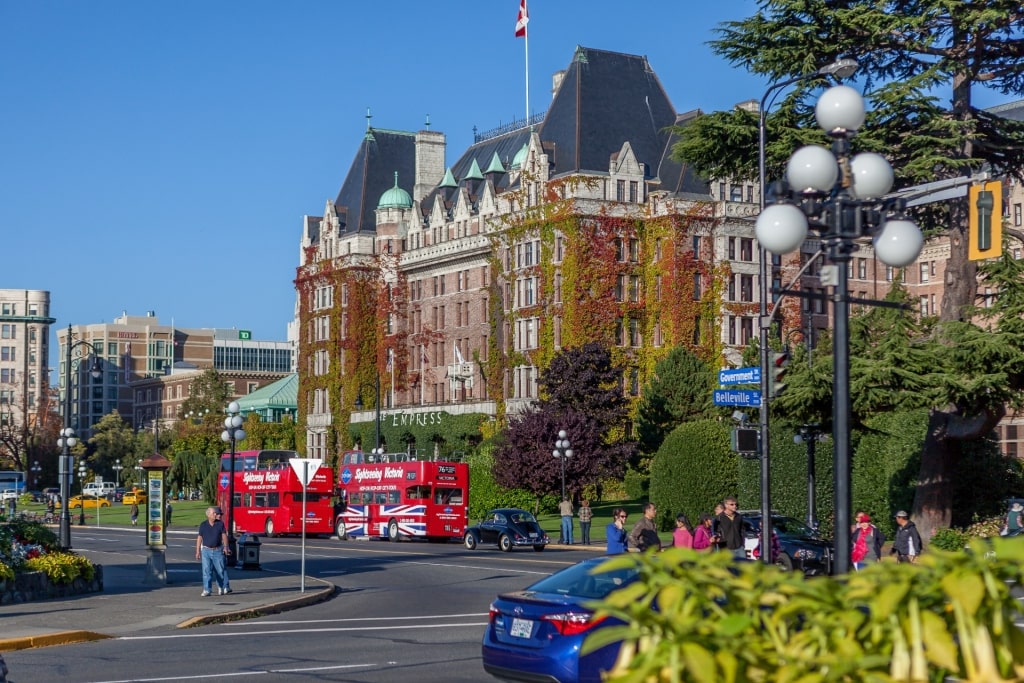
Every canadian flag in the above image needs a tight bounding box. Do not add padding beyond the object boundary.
[515,0,528,38]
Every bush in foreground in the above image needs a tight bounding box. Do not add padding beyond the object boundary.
[586,541,1024,682]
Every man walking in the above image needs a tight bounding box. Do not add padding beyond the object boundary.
[890,510,923,563]
[195,506,232,596]
[559,498,574,545]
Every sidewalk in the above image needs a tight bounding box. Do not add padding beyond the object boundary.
[0,557,335,651]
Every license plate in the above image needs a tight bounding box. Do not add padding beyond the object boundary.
[528,532,537,538]
[510,618,533,638]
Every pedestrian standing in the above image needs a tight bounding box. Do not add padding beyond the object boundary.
[130,502,139,526]
[606,508,628,554]
[165,501,173,530]
[693,513,716,551]
[558,498,574,545]
[578,499,593,545]
[715,497,746,559]
[195,506,232,596]
[673,513,694,548]
[627,502,662,552]
[890,511,922,563]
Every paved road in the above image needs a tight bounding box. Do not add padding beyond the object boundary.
[3,526,600,682]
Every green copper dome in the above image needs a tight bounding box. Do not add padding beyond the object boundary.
[378,172,413,209]
[511,143,528,169]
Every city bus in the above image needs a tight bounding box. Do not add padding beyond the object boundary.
[335,450,468,542]
[0,471,25,499]
[218,450,335,537]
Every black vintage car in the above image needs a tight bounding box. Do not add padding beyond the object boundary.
[739,511,834,576]
[464,508,550,552]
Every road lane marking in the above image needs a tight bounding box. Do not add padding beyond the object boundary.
[84,663,375,682]
[219,612,488,626]
[118,622,488,640]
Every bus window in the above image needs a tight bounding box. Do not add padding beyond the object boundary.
[360,492,374,504]
[435,487,464,505]
[268,492,279,507]
[375,492,387,504]
[406,485,431,500]
[254,493,268,507]
[387,491,401,504]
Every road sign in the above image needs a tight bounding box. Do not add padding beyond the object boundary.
[713,389,761,407]
[719,367,760,385]
[289,458,323,486]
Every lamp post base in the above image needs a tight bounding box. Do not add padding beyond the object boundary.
[142,545,167,585]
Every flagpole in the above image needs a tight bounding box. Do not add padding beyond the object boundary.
[524,18,529,123]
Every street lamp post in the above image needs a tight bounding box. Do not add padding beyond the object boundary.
[221,401,247,560]
[135,459,143,489]
[757,58,858,566]
[552,430,572,503]
[77,461,87,526]
[794,424,826,531]
[113,459,123,487]
[56,324,102,549]
[354,374,382,455]
[755,84,924,573]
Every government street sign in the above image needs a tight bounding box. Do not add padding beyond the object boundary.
[719,367,760,385]
[713,389,761,407]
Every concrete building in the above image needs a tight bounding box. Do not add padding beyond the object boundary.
[0,289,55,461]
[57,312,292,435]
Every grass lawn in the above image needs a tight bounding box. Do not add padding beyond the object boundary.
[15,498,215,530]
[532,498,650,546]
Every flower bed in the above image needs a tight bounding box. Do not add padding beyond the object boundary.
[0,519,102,604]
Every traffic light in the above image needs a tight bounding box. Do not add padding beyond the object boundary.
[969,180,1002,261]
[770,351,789,399]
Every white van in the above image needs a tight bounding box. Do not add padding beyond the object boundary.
[83,481,116,497]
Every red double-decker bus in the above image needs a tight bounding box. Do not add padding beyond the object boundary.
[218,449,335,538]
[335,450,468,542]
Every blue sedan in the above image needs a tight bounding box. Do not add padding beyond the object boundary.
[482,556,638,683]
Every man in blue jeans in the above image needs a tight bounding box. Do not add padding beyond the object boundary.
[194,506,232,596]
[559,498,574,545]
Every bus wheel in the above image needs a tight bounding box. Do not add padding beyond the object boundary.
[265,519,276,538]
[336,520,348,540]
[387,519,400,542]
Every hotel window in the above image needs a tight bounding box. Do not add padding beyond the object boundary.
[740,317,754,345]
[740,239,753,261]
[628,275,641,302]
[629,368,640,396]
[0,369,13,383]
[885,266,894,282]
[554,274,562,303]
[920,296,929,316]
[740,274,754,302]
[629,238,639,262]
[629,318,641,347]
[654,322,663,347]
[555,236,564,262]
[615,238,625,261]
[693,273,701,300]
[0,325,14,340]
[616,317,625,346]
[747,185,754,203]
[615,275,625,302]
[858,258,867,279]
[728,237,736,260]
[616,180,626,201]
[728,276,736,301]
[719,182,726,200]
[920,262,929,282]
[728,316,737,345]
[655,275,663,301]
[657,238,665,260]
[0,347,13,362]
[1015,203,1022,226]
[0,304,12,316]
[629,181,638,203]
[730,185,743,202]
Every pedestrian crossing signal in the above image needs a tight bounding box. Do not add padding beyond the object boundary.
[969,181,1002,261]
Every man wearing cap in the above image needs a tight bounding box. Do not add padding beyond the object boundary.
[890,511,922,564]
[195,506,232,596]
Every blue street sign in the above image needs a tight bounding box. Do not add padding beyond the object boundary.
[719,367,761,385]
[713,389,762,406]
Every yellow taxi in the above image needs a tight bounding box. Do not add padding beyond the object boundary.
[122,489,148,505]
[58,494,112,509]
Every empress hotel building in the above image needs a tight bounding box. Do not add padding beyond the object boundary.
[293,46,1023,461]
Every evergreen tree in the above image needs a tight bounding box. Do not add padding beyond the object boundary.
[636,345,716,454]
[86,411,136,481]
[673,2,1024,535]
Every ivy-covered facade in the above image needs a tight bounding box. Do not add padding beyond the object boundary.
[294,47,767,465]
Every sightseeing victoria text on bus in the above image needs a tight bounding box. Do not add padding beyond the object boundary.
[335,450,468,542]
[219,450,335,537]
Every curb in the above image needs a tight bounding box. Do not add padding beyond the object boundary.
[0,630,111,651]
[176,576,338,629]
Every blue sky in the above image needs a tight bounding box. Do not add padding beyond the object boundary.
[0,2,1009,376]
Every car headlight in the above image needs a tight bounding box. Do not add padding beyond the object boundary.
[793,548,819,560]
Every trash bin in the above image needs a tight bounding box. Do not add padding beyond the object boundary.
[238,533,261,570]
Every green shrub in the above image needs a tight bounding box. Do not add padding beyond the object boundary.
[930,527,967,552]
[0,560,13,582]
[586,540,1024,682]
[9,518,59,550]
[622,468,647,500]
[649,420,735,530]
[466,442,536,519]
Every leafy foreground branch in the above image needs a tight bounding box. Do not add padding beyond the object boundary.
[587,543,1024,682]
